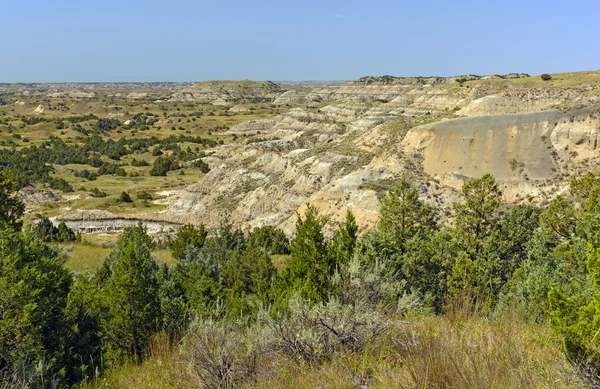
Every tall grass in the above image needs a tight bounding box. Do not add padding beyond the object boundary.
[252,315,579,389]
[78,334,185,389]
[81,312,581,389]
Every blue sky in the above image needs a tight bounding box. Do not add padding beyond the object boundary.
[1,0,598,82]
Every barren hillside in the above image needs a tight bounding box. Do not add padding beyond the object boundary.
[149,71,600,234]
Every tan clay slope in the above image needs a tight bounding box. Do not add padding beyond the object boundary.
[316,70,600,116]
[169,80,284,102]
[403,108,600,183]
[403,111,561,180]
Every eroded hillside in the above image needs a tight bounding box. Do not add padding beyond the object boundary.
[154,71,600,234]
[4,72,600,235]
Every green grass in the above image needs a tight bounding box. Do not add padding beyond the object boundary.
[79,313,579,389]
[0,93,299,223]
[61,234,176,273]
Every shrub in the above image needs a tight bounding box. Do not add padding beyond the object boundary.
[119,191,133,203]
[136,191,153,200]
[90,187,107,198]
[182,319,265,389]
[149,156,176,176]
[48,177,74,193]
[131,158,150,167]
[541,73,552,81]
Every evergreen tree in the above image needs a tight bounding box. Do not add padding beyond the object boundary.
[447,174,503,306]
[246,225,289,255]
[540,195,577,240]
[0,228,72,383]
[100,223,160,363]
[156,263,187,340]
[0,170,25,231]
[279,204,330,304]
[378,176,436,255]
[222,244,276,316]
[170,224,208,261]
[328,209,359,269]
[33,216,56,242]
[454,173,502,259]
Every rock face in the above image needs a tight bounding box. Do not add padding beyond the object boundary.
[273,90,316,106]
[156,72,600,235]
[56,210,180,234]
[47,71,600,235]
[18,188,64,211]
[229,105,249,113]
[127,92,148,99]
[169,80,285,102]
[457,89,600,117]
[157,103,460,235]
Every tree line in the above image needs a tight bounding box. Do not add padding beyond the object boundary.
[3,170,600,386]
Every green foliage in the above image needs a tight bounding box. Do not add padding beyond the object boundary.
[118,191,133,203]
[222,245,277,316]
[95,118,122,132]
[541,73,552,81]
[170,224,208,261]
[454,174,501,257]
[278,204,330,305]
[99,223,160,363]
[90,187,107,198]
[328,209,359,270]
[378,176,436,255]
[56,221,77,242]
[540,195,578,239]
[149,156,177,176]
[246,225,289,255]
[152,146,163,156]
[0,228,73,384]
[549,245,600,374]
[156,263,187,340]
[131,158,150,167]
[98,163,127,176]
[444,174,504,305]
[49,177,74,193]
[402,228,459,312]
[191,158,211,173]
[63,274,103,383]
[0,170,24,231]
[33,217,77,242]
[175,224,244,318]
[570,172,600,213]
[136,190,153,200]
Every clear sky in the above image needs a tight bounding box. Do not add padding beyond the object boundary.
[1,0,598,82]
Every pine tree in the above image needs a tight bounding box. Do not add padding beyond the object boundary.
[101,223,160,363]
[0,170,25,231]
[454,173,501,259]
[170,224,208,261]
[279,204,330,304]
[378,176,436,254]
[0,228,72,383]
[328,209,359,269]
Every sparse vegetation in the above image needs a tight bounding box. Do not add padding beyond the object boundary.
[4,72,600,388]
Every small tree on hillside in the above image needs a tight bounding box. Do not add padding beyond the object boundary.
[100,223,160,363]
[0,170,25,231]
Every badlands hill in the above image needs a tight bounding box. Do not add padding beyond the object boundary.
[140,71,600,235]
[169,80,284,104]
[28,71,597,235]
